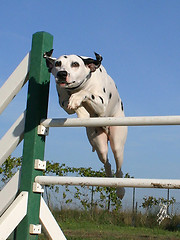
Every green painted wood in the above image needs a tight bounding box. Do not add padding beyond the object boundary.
[15,32,53,240]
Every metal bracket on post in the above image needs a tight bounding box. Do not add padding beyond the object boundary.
[34,159,46,171]
[33,183,44,193]
[37,124,49,136]
[29,224,41,235]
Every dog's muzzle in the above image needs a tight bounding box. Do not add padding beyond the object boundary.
[56,71,68,84]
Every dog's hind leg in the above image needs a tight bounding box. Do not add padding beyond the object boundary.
[86,127,112,177]
[109,125,127,199]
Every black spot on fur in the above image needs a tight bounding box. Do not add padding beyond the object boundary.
[103,88,106,93]
[91,94,95,100]
[99,96,104,104]
[55,61,62,67]
[64,56,67,58]
[121,101,124,111]
[109,93,112,99]
[99,68,102,72]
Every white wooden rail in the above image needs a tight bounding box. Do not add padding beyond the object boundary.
[40,115,180,128]
[0,112,25,166]
[0,53,29,166]
[0,191,28,240]
[0,53,30,115]
[40,197,67,240]
[0,171,20,216]
[35,176,180,189]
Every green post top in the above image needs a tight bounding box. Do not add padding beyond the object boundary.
[15,32,53,240]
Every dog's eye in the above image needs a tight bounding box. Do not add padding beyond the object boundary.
[55,61,62,67]
[71,62,80,68]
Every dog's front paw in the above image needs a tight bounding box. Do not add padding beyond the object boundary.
[68,93,87,110]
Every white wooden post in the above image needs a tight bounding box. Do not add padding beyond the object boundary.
[0,171,20,216]
[0,112,25,166]
[0,192,28,240]
[40,197,67,240]
[0,53,29,115]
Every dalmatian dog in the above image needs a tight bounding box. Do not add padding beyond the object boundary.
[43,50,127,199]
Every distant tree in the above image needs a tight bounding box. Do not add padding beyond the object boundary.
[0,155,21,185]
[46,161,123,211]
[0,157,133,211]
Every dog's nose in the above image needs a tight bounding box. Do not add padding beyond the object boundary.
[57,71,68,80]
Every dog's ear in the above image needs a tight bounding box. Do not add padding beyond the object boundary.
[43,49,56,72]
[80,52,103,72]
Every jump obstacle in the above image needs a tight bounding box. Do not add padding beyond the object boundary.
[0,32,180,240]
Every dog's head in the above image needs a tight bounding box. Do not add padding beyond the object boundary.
[43,49,103,89]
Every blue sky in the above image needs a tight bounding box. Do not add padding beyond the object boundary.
[0,1,180,203]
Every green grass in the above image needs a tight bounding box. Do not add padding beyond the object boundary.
[40,224,180,240]
[39,209,180,240]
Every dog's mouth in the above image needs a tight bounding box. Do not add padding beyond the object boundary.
[56,79,68,86]
[56,78,76,87]
[55,70,88,89]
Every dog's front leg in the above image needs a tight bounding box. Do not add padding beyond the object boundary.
[68,90,88,111]
[75,106,90,118]
[68,90,107,116]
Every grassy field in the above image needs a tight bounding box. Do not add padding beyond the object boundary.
[39,210,180,240]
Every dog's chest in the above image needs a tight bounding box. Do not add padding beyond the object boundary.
[86,69,121,116]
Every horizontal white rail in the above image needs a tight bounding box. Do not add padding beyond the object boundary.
[40,115,180,128]
[0,53,30,115]
[35,176,180,189]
